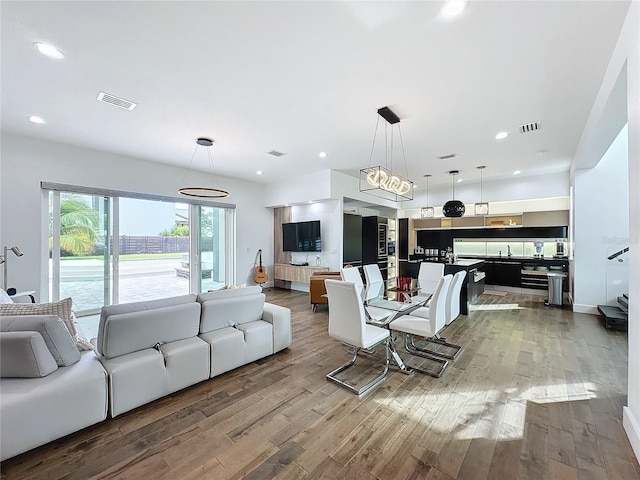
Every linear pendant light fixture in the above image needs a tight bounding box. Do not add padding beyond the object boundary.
[178,138,229,199]
[474,165,489,215]
[443,170,465,217]
[359,106,413,202]
[421,174,434,218]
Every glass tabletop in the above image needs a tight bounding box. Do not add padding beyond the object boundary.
[367,298,418,312]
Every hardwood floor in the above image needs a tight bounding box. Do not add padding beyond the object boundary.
[1,289,638,480]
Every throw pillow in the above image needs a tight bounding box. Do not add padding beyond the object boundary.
[0,314,80,366]
[0,298,91,351]
[0,331,59,377]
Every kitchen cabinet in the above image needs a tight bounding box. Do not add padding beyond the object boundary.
[343,212,362,266]
[362,216,388,280]
[498,261,521,287]
[522,210,569,227]
[472,257,569,290]
[398,218,409,259]
[274,264,329,284]
[484,260,521,287]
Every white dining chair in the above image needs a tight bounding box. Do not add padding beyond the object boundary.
[400,272,463,360]
[445,270,467,325]
[362,264,386,303]
[341,266,393,324]
[388,274,453,377]
[324,279,391,395]
[411,262,445,304]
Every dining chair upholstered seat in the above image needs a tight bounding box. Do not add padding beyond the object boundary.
[324,279,390,395]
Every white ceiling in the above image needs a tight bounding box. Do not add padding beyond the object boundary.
[0,1,631,191]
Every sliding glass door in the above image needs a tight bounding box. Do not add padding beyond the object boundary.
[47,185,234,317]
[198,205,229,292]
[49,192,112,314]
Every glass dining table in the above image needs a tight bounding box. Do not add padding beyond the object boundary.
[364,292,432,374]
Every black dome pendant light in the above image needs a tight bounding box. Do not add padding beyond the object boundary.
[443,170,465,217]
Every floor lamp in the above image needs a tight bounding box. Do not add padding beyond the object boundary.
[1,245,23,290]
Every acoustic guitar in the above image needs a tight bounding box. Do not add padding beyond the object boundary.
[254,249,268,284]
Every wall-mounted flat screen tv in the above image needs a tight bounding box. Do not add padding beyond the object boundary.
[282,220,322,252]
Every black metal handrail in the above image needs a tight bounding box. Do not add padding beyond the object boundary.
[607,247,629,260]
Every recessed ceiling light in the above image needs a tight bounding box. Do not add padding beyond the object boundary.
[29,115,46,124]
[308,201,313,204]
[413,185,418,189]
[34,42,64,59]
[256,170,263,175]
[513,170,521,175]
[318,152,328,158]
[441,0,467,19]
[457,178,463,183]
[495,131,509,140]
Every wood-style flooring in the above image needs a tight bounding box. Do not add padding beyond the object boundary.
[1,289,638,480]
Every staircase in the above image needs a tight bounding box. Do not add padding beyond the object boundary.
[598,293,628,330]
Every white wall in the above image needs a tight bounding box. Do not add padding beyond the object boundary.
[401,171,570,211]
[287,199,342,292]
[0,132,273,298]
[623,1,640,462]
[264,170,332,207]
[329,170,400,210]
[573,125,629,312]
[400,196,570,219]
[570,1,639,462]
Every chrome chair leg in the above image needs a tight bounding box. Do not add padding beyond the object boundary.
[408,333,463,360]
[327,339,390,395]
[402,334,449,378]
[387,339,413,375]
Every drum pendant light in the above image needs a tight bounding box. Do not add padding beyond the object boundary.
[443,170,465,217]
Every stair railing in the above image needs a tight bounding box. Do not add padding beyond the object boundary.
[607,246,629,261]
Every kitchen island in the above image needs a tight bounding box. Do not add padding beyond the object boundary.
[399,258,485,315]
[458,255,569,292]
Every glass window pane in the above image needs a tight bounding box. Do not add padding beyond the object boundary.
[117,198,190,303]
[199,206,226,292]
[53,193,111,314]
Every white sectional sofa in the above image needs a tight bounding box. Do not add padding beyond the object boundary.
[197,286,292,377]
[93,294,209,417]
[0,286,291,460]
[0,315,108,462]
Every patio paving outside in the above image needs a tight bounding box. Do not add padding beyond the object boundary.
[54,257,224,340]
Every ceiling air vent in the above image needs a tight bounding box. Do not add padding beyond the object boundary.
[266,150,286,157]
[438,153,458,160]
[519,121,541,133]
[97,91,137,111]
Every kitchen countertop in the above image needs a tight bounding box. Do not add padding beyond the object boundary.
[409,258,485,268]
[458,255,568,263]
